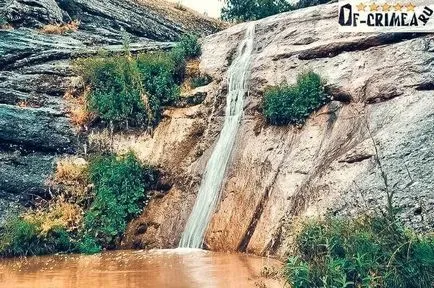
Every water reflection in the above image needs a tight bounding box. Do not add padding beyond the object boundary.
[0,249,283,288]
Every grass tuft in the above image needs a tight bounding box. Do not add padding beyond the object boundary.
[40,20,80,34]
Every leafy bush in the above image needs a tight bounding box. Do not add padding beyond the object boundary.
[295,0,330,10]
[221,0,330,21]
[77,55,149,127]
[285,217,434,288]
[222,0,292,21]
[170,47,188,84]
[136,52,180,117]
[77,235,101,254]
[263,71,329,125]
[76,34,201,128]
[176,34,202,59]
[170,34,201,84]
[82,152,157,250]
[0,217,74,257]
[0,153,158,257]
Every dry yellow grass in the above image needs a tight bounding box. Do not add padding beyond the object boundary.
[54,157,87,184]
[40,20,80,34]
[51,157,92,203]
[88,129,114,153]
[186,59,201,75]
[26,157,91,235]
[17,99,41,108]
[17,100,28,108]
[64,87,94,127]
[24,198,84,235]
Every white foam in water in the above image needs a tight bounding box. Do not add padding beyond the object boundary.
[179,23,256,248]
[147,248,206,255]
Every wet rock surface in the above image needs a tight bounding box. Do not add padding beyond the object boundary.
[123,4,434,257]
[0,0,224,222]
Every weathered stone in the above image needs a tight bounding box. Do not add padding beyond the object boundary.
[1,0,225,41]
[0,150,55,199]
[0,149,56,223]
[0,104,75,152]
[4,0,65,28]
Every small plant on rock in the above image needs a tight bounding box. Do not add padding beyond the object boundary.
[263,71,330,126]
[177,34,202,59]
[136,52,180,115]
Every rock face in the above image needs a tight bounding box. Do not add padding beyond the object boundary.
[123,4,434,257]
[0,0,224,222]
[2,0,223,41]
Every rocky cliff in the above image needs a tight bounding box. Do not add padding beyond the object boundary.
[123,4,434,257]
[0,0,224,221]
[1,0,433,258]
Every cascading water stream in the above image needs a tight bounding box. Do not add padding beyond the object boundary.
[179,23,256,248]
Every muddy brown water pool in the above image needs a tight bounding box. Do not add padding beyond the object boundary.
[0,249,284,288]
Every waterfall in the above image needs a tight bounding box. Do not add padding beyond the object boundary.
[179,23,256,248]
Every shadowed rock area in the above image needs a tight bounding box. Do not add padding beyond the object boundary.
[0,0,224,221]
[122,4,434,256]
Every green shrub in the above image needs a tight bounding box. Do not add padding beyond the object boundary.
[137,53,180,105]
[75,34,201,128]
[170,34,201,84]
[177,34,201,59]
[221,0,329,21]
[0,217,74,257]
[77,235,101,254]
[221,0,293,21]
[0,217,39,257]
[285,217,434,288]
[76,37,203,127]
[295,0,330,9]
[170,47,188,84]
[77,55,149,127]
[263,71,329,126]
[0,152,158,257]
[82,152,157,250]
